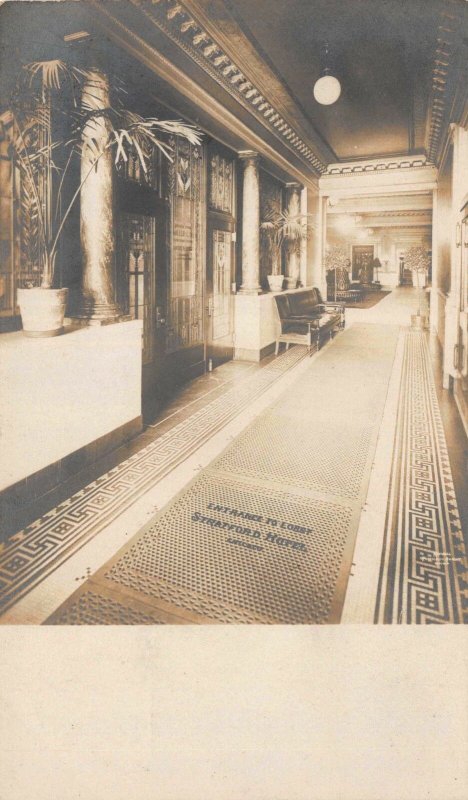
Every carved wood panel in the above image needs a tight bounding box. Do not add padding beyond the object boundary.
[167,136,204,352]
[209,152,233,214]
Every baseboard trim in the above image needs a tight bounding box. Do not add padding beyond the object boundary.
[454,382,468,440]
[234,342,276,362]
[0,415,143,541]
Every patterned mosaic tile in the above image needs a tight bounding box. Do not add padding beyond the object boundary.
[375,331,468,624]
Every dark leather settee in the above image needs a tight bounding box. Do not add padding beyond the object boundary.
[274,288,344,355]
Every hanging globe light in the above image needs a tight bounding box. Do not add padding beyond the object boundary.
[313,72,341,105]
[313,43,341,105]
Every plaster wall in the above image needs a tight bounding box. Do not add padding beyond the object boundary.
[436,146,453,297]
[0,320,143,490]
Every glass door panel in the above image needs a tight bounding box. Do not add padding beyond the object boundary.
[212,229,232,341]
[167,139,204,354]
[120,213,155,365]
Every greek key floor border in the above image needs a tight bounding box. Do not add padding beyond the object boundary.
[0,346,307,615]
[375,330,468,624]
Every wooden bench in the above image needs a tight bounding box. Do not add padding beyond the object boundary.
[274,288,344,355]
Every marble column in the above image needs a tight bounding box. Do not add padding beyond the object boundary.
[239,151,261,295]
[299,187,308,287]
[285,182,302,287]
[77,70,121,322]
[430,187,438,333]
[318,195,328,296]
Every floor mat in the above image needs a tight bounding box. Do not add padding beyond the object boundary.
[375,330,468,624]
[47,324,399,625]
[345,290,391,309]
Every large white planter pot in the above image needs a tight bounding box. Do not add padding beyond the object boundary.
[17,287,69,337]
[267,274,284,292]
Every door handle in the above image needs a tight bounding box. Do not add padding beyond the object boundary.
[155,306,166,328]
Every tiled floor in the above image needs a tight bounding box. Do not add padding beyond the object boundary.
[375,329,467,623]
[48,323,400,625]
[1,287,467,624]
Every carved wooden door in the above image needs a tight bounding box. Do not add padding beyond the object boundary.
[116,148,169,421]
[352,245,374,281]
[206,221,235,366]
[206,145,236,368]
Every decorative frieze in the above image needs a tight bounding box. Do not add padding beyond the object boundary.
[128,0,326,174]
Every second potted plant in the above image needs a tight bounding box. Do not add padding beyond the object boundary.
[260,210,309,292]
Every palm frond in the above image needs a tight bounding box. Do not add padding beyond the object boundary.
[23,60,83,91]
[10,58,202,287]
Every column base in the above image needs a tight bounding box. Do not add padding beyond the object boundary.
[71,314,132,328]
[73,298,124,324]
[238,286,262,295]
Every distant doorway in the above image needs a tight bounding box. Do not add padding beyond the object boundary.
[352,245,374,281]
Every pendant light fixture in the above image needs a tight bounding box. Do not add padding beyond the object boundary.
[313,42,341,105]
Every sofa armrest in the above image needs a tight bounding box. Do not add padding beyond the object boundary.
[281,317,316,326]
[286,313,322,321]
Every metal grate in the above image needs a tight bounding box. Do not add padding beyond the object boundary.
[103,473,353,624]
[214,411,374,499]
[48,589,165,625]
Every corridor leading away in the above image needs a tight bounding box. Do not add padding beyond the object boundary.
[0,289,467,625]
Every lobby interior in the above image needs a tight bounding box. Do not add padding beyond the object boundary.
[0,0,467,625]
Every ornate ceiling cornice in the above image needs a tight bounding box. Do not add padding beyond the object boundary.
[425,1,467,165]
[128,0,327,174]
[330,209,431,219]
[372,210,432,218]
[326,156,432,176]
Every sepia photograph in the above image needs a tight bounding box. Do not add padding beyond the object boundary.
[0,0,467,795]
[0,0,466,627]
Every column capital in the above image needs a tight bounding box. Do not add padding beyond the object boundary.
[285,181,303,193]
[238,150,260,167]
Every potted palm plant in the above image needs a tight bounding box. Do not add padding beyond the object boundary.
[403,245,430,329]
[260,210,309,292]
[6,59,201,336]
